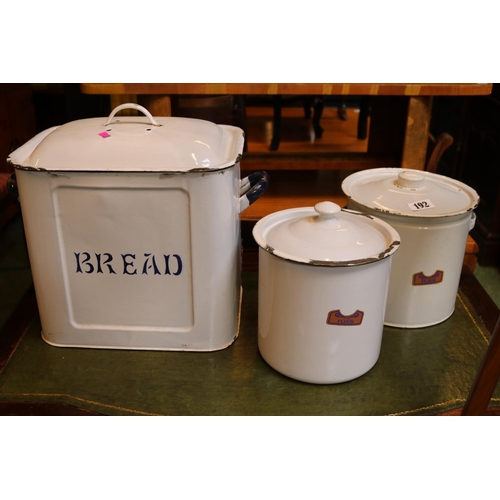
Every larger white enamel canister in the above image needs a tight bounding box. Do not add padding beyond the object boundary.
[342,168,479,328]
[7,103,268,351]
[252,201,400,384]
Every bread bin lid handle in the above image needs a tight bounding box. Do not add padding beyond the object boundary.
[103,103,161,127]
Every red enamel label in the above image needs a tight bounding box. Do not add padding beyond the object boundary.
[326,309,364,326]
[412,270,444,286]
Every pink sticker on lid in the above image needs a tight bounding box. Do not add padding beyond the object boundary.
[98,131,111,138]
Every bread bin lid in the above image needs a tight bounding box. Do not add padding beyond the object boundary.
[7,103,245,173]
[341,168,479,218]
[252,201,400,266]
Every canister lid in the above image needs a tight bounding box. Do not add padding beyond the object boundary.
[341,168,479,218]
[7,103,244,173]
[252,201,400,266]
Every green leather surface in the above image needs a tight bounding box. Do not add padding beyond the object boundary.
[0,217,32,329]
[0,272,498,416]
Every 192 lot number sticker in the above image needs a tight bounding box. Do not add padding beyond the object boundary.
[408,199,435,212]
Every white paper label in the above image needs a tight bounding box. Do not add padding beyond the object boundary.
[408,199,435,212]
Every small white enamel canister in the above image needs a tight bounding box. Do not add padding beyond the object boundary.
[342,168,479,328]
[7,103,268,351]
[252,201,400,384]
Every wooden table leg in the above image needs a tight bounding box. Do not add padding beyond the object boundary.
[401,96,433,170]
[461,314,500,415]
[137,95,172,116]
[110,94,138,112]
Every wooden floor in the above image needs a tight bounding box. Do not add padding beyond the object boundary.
[240,105,367,221]
[245,106,369,154]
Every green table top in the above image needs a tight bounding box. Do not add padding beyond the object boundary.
[0,272,498,416]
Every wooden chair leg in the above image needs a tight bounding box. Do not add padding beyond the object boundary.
[303,97,312,118]
[462,314,500,415]
[338,97,347,121]
[426,132,454,173]
[270,95,281,151]
[312,97,324,138]
[357,96,370,140]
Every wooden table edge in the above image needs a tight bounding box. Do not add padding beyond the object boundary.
[80,83,493,97]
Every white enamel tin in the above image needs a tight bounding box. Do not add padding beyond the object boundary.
[8,103,269,351]
[253,202,400,384]
[342,168,479,328]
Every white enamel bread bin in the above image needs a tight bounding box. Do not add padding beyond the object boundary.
[8,103,268,350]
[342,168,479,328]
[253,202,400,384]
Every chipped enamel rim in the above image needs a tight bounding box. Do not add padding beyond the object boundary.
[341,168,479,219]
[252,206,400,267]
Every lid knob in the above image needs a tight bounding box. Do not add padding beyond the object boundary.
[314,201,341,220]
[396,171,425,188]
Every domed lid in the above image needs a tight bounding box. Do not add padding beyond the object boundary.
[341,168,479,218]
[7,103,244,173]
[252,201,400,266]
